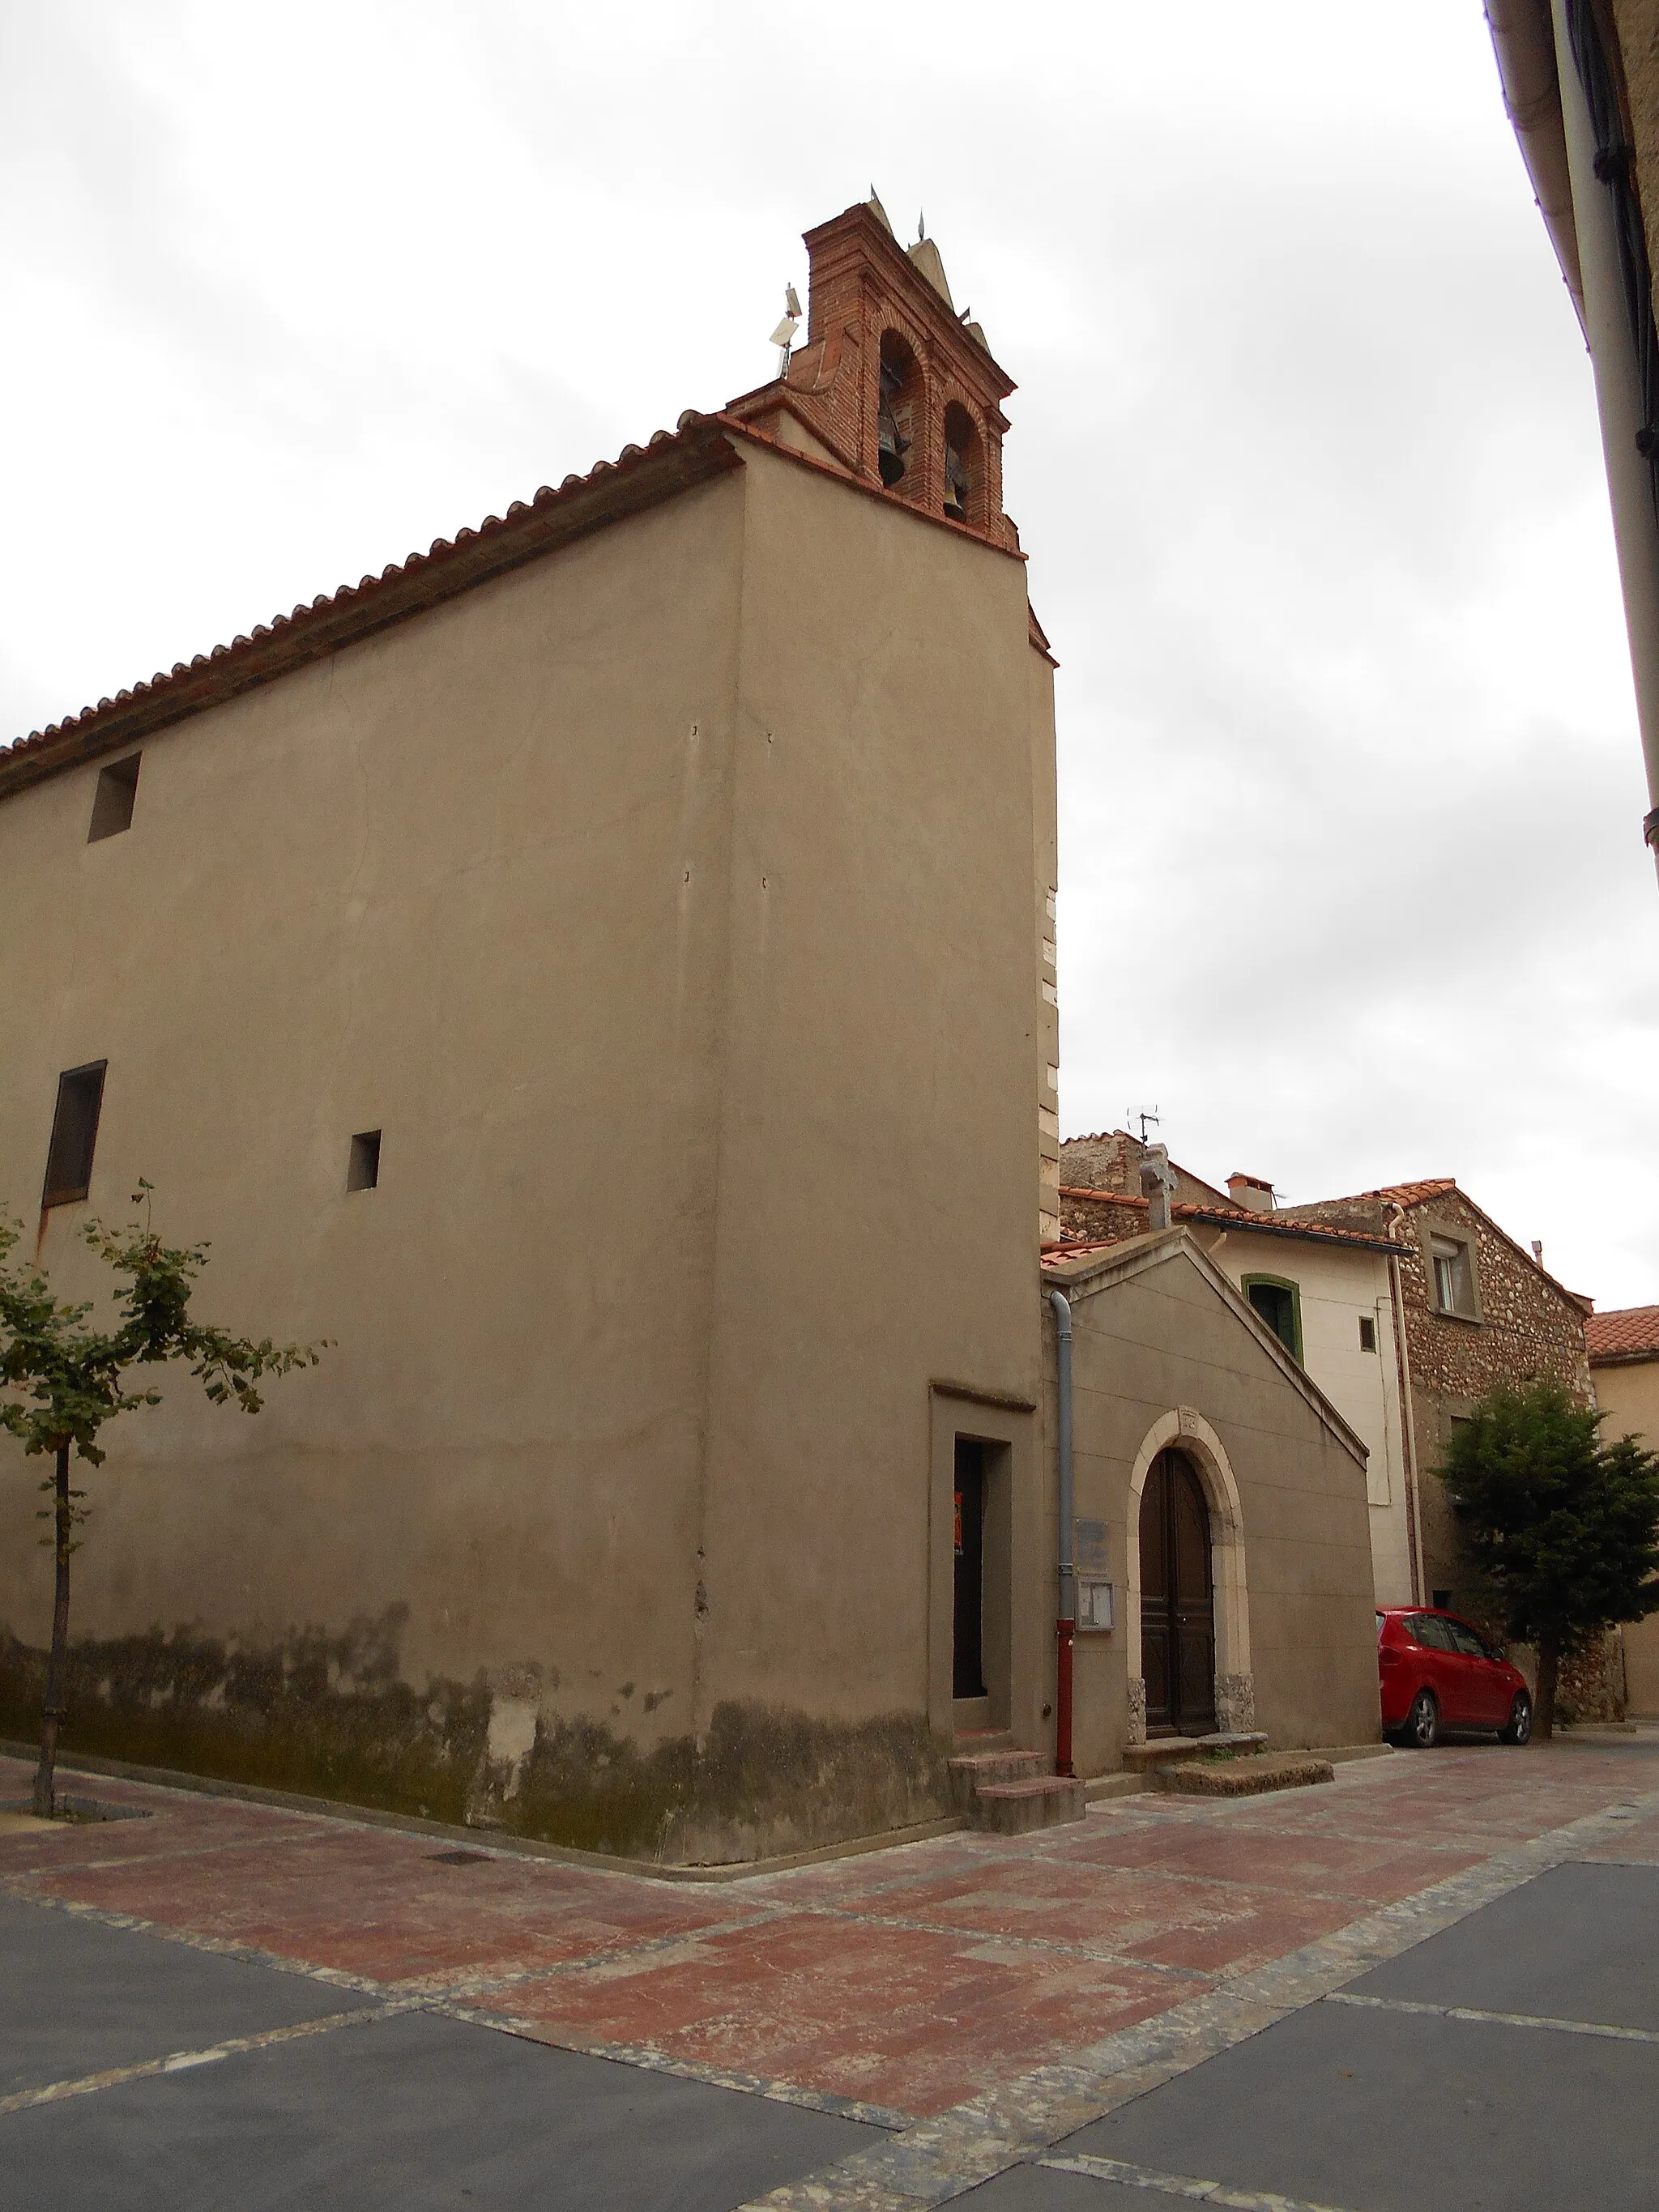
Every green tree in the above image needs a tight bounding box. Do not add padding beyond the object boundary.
[1439,1381,1659,1739]
[0,1189,325,1816]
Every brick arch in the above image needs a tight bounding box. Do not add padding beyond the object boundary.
[941,397,983,526]
[1124,1408,1254,1741]
[873,310,934,503]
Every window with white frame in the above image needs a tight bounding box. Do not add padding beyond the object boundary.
[1430,1234,1478,1319]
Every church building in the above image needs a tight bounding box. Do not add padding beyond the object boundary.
[0,198,1380,1862]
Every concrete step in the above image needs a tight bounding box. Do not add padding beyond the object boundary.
[971,1775,1086,1834]
[1154,1752,1333,1798]
[953,1728,1017,1754]
[947,1749,1046,1813]
[1122,1732,1269,1772]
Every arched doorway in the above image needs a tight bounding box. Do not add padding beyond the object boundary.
[1139,1447,1217,1736]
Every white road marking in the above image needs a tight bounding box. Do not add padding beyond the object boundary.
[1325,1990,1659,2044]
[0,2003,416,2117]
[1039,2150,1357,2210]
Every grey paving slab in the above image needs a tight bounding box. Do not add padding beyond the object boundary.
[0,1894,351,2099]
[1349,1860,1659,2030]
[0,2006,881,2212]
[1055,1999,1659,2212]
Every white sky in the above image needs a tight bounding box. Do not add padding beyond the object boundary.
[2,2,1653,1305]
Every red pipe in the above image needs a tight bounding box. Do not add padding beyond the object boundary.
[1056,1613,1076,1776]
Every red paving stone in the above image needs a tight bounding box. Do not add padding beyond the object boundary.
[5,1738,1658,2120]
[1043,1819,1486,1903]
[476,1910,1178,2116]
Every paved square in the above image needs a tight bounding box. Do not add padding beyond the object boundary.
[3,1729,1658,2210]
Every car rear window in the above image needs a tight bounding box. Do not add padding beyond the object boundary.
[1408,1614,1453,1650]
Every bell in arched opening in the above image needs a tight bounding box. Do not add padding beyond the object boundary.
[878,332,919,489]
[942,400,978,523]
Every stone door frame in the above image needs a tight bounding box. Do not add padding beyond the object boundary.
[1124,1406,1253,1741]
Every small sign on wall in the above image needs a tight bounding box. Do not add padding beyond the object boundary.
[1078,1577,1115,1633]
[1075,1519,1108,1572]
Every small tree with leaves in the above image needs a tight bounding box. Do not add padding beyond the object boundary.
[0,1188,325,1816]
[1439,1381,1659,1740]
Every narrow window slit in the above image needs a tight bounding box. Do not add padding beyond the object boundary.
[88,755,141,842]
[42,1062,108,1208]
[348,1131,382,1192]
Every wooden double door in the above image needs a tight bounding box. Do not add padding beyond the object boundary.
[1140,1448,1217,1736]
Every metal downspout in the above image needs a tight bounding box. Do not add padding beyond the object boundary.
[1049,1289,1076,1777]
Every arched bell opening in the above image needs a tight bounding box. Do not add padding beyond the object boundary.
[877,331,923,491]
[942,401,979,525]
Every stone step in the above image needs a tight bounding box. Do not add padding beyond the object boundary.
[947,1749,1046,1812]
[1122,1732,1269,1772]
[1154,1752,1333,1798]
[970,1775,1086,1834]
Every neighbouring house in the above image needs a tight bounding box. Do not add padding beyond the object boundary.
[1278,1179,1596,1621]
[1060,1133,1421,1609]
[1487,0,1659,880]
[1587,1304,1659,1715]
[0,195,1383,1860]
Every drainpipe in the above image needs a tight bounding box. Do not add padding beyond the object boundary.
[1048,1289,1076,1777]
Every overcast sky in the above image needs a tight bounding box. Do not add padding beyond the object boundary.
[2,2,1653,1306]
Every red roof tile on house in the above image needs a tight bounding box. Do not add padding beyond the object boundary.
[1056,1186,1406,1255]
[1586,1306,1659,1363]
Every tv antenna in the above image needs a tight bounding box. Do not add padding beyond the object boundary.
[1130,1106,1161,1145]
[769,283,802,377]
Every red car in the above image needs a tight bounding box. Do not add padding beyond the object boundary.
[1377,1606,1532,1748]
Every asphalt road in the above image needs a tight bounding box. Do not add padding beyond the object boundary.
[3,1815,1657,2210]
[0,1894,878,2212]
[966,1857,1659,2212]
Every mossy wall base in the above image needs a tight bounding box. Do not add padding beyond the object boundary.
[0,1613,951,1864]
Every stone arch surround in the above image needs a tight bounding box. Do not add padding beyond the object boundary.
[1124,1407,1254,1743]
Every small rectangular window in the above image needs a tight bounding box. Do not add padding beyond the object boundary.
[87,755,141,842]
[42,1062,108,1208]
[1358,1315,1376,1352]
[1243,1276,1302,1362]
[348,1130,382,1191]
[1431,1234,1478,1319]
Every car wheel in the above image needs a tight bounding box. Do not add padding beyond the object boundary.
[1405,1689,1439,1749]
[1500,1692,1532,1745]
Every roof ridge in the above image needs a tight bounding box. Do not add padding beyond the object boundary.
[2,411,736,784]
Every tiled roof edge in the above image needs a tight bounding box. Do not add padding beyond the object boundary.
[1058,1185,1407,1254]
[0,414,744,803]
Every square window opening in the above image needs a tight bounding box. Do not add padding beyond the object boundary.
[87,755,141,842]
[1358,1315,1377,1352]
[42,1061,107,1208]
[348,1130,382,1192]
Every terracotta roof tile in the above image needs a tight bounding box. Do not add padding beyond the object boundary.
[1,414,744,798]
[1586,1305,1659,1363]
[1057,1186,1406,1254]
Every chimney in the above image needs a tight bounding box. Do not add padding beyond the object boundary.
[1226,1173,1275,1213]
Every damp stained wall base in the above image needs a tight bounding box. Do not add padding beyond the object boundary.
[0,1614,952,1864]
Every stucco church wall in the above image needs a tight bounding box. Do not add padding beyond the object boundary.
[0,437,1060,1861]
[1046,1242,1380,1775]
[693,443,1051,1753]
[0,474,754,1847]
